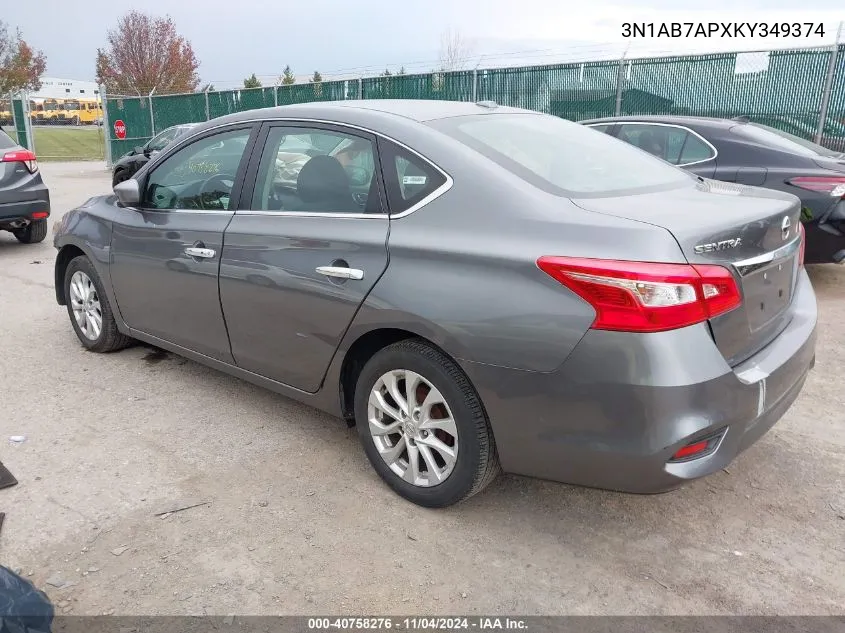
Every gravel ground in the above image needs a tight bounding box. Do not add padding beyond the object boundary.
[1,162,844,616]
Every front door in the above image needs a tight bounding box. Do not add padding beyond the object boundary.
[109,125,257,361]
[219,123,390,392]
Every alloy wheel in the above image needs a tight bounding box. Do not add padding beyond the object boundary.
[69,270,103,341]
[367,369,459,487]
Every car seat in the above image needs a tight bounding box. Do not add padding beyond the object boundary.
[295,155,356,212]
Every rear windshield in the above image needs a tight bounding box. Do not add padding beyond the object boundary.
[0,128,16,150]
[428,113,689,197]
[732,123,841,158]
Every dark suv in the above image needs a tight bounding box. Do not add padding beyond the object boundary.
[0,127,50,244]
[581,115,845,264]
[112,123,197,187]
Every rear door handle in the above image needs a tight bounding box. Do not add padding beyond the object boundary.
[316,266,364,280]
[185,247,216,259]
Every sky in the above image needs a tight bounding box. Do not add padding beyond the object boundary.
[6,0,845,88]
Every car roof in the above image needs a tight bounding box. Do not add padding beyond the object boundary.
[579,114,737,129]
[189,99,535,133]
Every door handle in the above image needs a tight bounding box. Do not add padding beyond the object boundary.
[316,266,364,280]
[185,247,216,259]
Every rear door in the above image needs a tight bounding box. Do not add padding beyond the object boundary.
[219,122,389,392]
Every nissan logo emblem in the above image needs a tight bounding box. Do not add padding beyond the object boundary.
[781,216,791,241]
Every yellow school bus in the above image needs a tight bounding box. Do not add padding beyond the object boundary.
[0,99,12,126]
[27,98,103,125]
[77,98,103,125]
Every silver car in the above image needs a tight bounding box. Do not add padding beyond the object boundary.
[52,100,817,507]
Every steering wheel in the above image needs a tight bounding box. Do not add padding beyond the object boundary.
[344,165,370,187]
[198,173,236,209]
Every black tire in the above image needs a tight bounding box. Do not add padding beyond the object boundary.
[13,219,48,244]
[112,169,130,187]
[354,339,500,507]
[64,255,133,353]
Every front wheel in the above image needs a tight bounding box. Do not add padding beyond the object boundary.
[112,169,130,187]
[64,256,133,353]
[13,219,48,244]
[354,339,500,507]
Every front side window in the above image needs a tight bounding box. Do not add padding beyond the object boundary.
[429,113,688,197]
[142,128,252,211]
[251,126,380,213]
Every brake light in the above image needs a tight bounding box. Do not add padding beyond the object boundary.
[536,257,742,333]
[787,176,845,198]
[798,222,806,268]
[1,149,38,174]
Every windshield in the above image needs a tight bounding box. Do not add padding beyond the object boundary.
[148,128,177,151]
[733,123,842,157]
[428,113,689,196]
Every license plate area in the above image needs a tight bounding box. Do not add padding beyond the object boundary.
[742,255,796,332]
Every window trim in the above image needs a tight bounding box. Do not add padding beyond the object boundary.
[136,122,260,213]
[154,117,453,220]
[608,121,718,167]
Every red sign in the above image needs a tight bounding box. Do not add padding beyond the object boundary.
[114,119,127,140]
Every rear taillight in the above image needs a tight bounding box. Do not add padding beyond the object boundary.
[1,149,38,174]
[798,222,806,268]
[536,256,742,333]
[787,176,845,198]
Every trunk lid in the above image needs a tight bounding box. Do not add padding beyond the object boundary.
[572,177,803,366]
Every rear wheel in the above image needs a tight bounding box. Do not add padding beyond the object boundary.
[13,219,48,244]
[64,256,133,353]
[354,339,500,507]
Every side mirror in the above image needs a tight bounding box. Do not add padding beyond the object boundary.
[134,146,144,155]
[114,179,141,206]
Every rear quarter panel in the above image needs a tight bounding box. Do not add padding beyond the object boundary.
[348,158,689,373]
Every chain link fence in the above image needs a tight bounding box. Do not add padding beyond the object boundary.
[104,43,845,166]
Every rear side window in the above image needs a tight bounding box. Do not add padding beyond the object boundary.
[680,134,714,164]
[429,113,688,197]
[379,140,447,214]
[586,124,612,134]
[616,123,715,166]
[0,129,16,150]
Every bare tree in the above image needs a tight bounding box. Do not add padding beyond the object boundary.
[438,29,475,71]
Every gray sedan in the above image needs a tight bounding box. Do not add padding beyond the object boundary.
[52,100,817,507]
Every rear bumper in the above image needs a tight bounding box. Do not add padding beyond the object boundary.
[0,192,51,226]
[462,269,818,493]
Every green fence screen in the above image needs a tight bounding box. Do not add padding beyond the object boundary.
[105,44,845,163]
[12,98,29,149]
